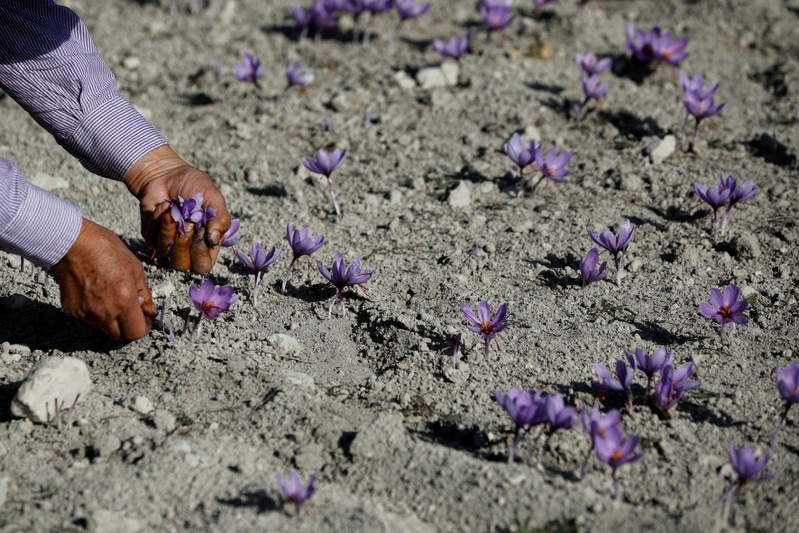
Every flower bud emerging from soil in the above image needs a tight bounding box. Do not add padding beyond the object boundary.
[234,53,263,90]
[277,470,317,516]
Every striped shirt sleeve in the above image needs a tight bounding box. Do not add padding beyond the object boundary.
[0,0,167,180]
[0,158,82,267]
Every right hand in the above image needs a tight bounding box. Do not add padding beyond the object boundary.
[51,218,156,341]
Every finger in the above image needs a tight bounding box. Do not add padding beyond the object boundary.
[189,225,215,274]
[97,316,123,342]
[169,221,195,272]
[117,303,151,341]
[203,192,231,247]
[137,287,158,318]
[143,201,172,250]
[156,211,179,254]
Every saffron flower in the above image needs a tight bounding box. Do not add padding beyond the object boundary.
[625,22,688,67]
[460,300,508,357]
[723,178,757,232]
[654,362,701,415]
[503,132,538,190]
[282,222,326,293]
[290,5,314,39]
[679,71,719,101]
[433,33,471,62]
[234,243,282,306]
[168,193,207,235]
[535,147,571,184]
[533,0,557,8]
[495,387,546,434]
[219,219,242,247]
[593,355,636,413]
[544,394,578,433]
[575,52,612,75]
[234,53,263,90]
[698,284,748,340]
[682,75,725,144]
[580,406,622,479]
[317,251,373,317]
[188,279,237,338]
[277,470,317,516]
[625,346,672,394]
[395,0,431,20]
[724,445,774,522]
[304,148,346,215]
[594,425,643,482]
[771,362,799,446]
[695,174,736,231]
[581,73,608,101]
[286,62,314,91]
[579,248,608,284]
[480,0,515,33]
[587,219,634,286]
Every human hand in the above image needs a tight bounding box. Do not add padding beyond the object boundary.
[51,218,156,341]
[123,145,231,274]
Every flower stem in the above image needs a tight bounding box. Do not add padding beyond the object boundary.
[282,258,297,293]
[770,402,791,447]
[326,177,341,216]
[253,272,261,307]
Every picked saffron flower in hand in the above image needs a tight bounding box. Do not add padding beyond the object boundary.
[234,53,263,90]
[286,62,314,91]
[695,174,736,231]
[576,51,612,75]
[480,0,515,33]
[772,362,799,446]
[579,248,608,284]
[433,33,471,62]
[587,219,634,286]
[282,222,326,293]
[460,300,508,357]
[625,346,672,394]
[698,283,748,340]
[304,147,346,215]
[234,243,282,306]
[277,470,317,516]
[168,192,206,235]
[188,279,237,339]
[219,218,242,247]
[317,251,373,317]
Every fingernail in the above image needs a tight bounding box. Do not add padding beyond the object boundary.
[208,230,221,247]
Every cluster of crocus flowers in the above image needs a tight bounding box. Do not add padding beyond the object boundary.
[502,132,571,196]
[234,243,282,306]
[625,22,688,68]
[479,0,515,35]
[282,222,326,293]
[317,251,374,317]
[586,219,634,286]
[698,283,749,341]
[187,279,238,339]
[680,70,725,145]
[276,470,317,516]
[694,173,756,235]
[460,300,508,357]
[234,53,263,90]
[580,405,643,498]
[304,147,346,215]
[772,362,799,445]
[575,52,612,118]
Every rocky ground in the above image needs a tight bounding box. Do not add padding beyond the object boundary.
[1,0,798,531]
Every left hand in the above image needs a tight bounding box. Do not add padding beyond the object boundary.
[124,145,231,274]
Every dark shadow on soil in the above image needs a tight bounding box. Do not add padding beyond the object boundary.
[746,133,796,167]
[610,54,657,85]
[260,23,299,41]
[524,81,565,95]
[179,92,216,106]
[531,253,582,289]
[413,419,506,462]
[0,380,22,423]
[275,280,334,304]
[217,490,279,514]
[445,166,493,185]
[632,320,701,345]
[540,96,572,117]
[246,185,288,198]
[645,205,706,224]
[604,110,665,139]
[400,36,434,51]
[679,402,744,428]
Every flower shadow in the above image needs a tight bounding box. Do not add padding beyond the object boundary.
[604,110,665,140]
[217,489,279,514]
[413,419,506,463]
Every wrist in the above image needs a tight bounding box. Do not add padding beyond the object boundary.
[123,145,187,198]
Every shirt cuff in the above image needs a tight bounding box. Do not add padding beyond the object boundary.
[1,182,82,268]
[67,93,167,181]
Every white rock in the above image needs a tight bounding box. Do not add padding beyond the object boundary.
[279,370,315,390]
[394,70,416,90]
[447,181,471,208]
[91,510,143,533]
[11,357,92,424]
[647,135,676,164]
[123,56,140,69]
[267,334,302,354]
[416,62,459,89]
[130,396,154,416]
[151,281,175,300]
[184,453,201,467]
[30,172,69,191]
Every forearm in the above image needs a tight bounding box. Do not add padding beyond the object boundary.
[0,0,166,180]
[0,158,82,267]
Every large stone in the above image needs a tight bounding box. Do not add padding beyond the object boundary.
[647,135,676,164]
[267,334,302,354]
[11,357,91,424]
[416,62,459,89]
[447,181,471,208]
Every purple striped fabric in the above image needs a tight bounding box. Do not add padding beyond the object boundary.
[0,0,167,267]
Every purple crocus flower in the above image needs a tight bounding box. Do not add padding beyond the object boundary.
[290,5,314,38]
[679,71,719,101]
[682,80,725,143]
[720,178,757,233]
[480,0,515,33]
[304,148,347,215]
[503,132,538,188]
[593,355,636,413]
[219,219,242,247]
[433,33,471,61]
[727,444,774,494]
[234,243,282,306]
[594,425,643,480]
[544,394,578,433]
[587,219,634,285]
[772,362,799,445]
[395,0,431,20]
[495,387,546,432]
[277,470,317,516]
[581,405,623,447]
[282,222,326,293]
[581,73,608,101]
[168,193,206,235]
[695,173,736,230]
[576,52,612,75]
[535,147,571,184]
[625,23,688,66]
[234,53,263,90]
[460,300,508,357]
[698,284,749,340]
[317,251,373,317]
[654,362,701,415]
[625,346,672,394]
[310,0,340,31]
[188,279,237,339]
[579,248,608,284]
[286,62,314,91]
